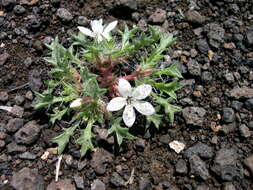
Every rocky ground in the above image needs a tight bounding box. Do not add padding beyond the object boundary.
[0,0,253,189]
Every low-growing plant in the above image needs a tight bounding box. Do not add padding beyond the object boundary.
[35,19,182,157]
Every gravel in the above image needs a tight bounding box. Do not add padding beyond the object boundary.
[182,107,206,127]
[222,108,235,123]
[14,121,41,145]
[185,10,206,25]
[148,8,167,24]
[189,155,210,180]
[184,142,214,159]
[56,8,73,22]
[187,59,201,76]
[6,118,24,133]
[11,167,45,190]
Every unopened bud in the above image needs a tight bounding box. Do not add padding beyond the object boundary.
[70,98,83,108]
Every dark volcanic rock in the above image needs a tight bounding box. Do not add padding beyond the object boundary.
[229,87,253,99]
[184,142,214,159]
[189,155,210,180]
[223,183,236,190]
[110,172,125,187]
[11,105,24,118]
[222,108,235,123]
[207,23,225,48]
[175,159,188,174]
[14,95,25,105]
[214,148,238,166]
[246,30,253,45]
[18,152,37,160]
[185,10,206,24]
[28,70,42,91]
[244,154,253,175]
[13,5,26,15]
[212,148,242,181]
[14,120,40,145]
[139,177,151,190]
[11,167,45,190]
[91,179,106,190]
[90,148,113,175]
[0,0,15,10]
[0,140,5,149]
[7,142,26,154]
[231,101,243,111]
[6,118,24,133]
[195,184,209,190]
[219,165,243,181]
[107,0,137,10]
[0,52,10,65]
[220,123,237,134]
[201,71,213,82]
[245,98,253,111]
[0,91,9,102]
[148,8,166,24]
[196,39,210,53]
[56,8,73,22]
[47,179,76,190]
[239,124,251,138]
[182,107,206,127]
[27,15,41,30]
[77,16,89,26]
[73,175,84,189]
[187,59,201,76]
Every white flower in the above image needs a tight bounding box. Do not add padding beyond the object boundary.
[78,19,118,42]
[107,78,155,127]
[70,98,83,108]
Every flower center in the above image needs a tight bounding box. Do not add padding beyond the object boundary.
[126,96,133,105]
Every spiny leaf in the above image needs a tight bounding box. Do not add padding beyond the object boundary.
[51,123,78,154]
[108,118,135,145]
[146,113,163,129]
[154,96,181,122]
[49,107,68,124]
[120,26,139,50]
[155,62,183,78]
[141,33,176,70]
[80,67,106,98]
[76,120,96,157]
[33,92,64,110]
[146,80,182,99]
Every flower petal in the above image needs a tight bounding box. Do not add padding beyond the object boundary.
[118,78,132,97]
[103,20,118,39]
[133,101,155,115]
[123,105,136,127]
[107,97,127,111]
[77,26,94,37]
[91,19,104,34]
[132,84,152,100]
[97,34,103,42]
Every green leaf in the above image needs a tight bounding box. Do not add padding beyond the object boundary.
[141,33,176,70]
[52,123,78,154]
[108,118,135,145]
[146,80,181,99]
[34,92,64,109]
[155,96,181,122]
[76,120,96,157]
[146,113,163,129]
[120,26,139,50]
[155,62,183,78]
[80,67,106,98]
[49,107,68,124]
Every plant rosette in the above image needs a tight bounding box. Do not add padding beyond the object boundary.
[34,19,182,157]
